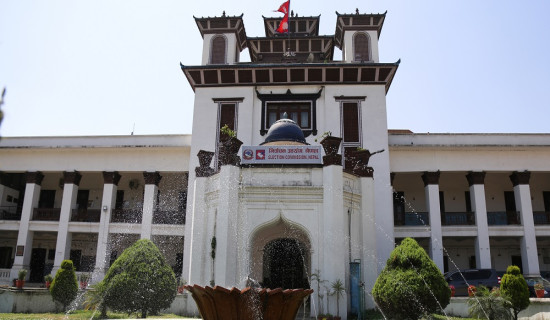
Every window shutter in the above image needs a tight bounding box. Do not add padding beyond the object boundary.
[354,33,369,61]
[343,102,359,142]
[219,103,236,131]
[211,36,226,64]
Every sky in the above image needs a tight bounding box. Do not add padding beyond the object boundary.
[1,0,550,137]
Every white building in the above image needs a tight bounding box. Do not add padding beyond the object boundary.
[1,9,549,319]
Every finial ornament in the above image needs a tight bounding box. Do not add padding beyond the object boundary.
[356,8,359,14]
[222,11,226,17]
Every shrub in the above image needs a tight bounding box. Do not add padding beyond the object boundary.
[18,269,27,280]
[50,260,79,311]
[371,238,450,320]
[467,286,513,320]
[500,265,530,320]
[100,239,177,318]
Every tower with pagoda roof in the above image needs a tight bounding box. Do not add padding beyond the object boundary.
[181,8,399,319]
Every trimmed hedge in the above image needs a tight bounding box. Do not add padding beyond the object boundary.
[500,265,530,320]
[50,260,79,311]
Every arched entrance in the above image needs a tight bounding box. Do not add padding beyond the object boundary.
[263,238,308,289]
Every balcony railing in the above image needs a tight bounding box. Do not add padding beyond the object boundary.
[32,208,61,221]
[487,211,521,226]
[0,206,21,220]
[442,212,475,226]
[111,209,142,223]
[153,210,185,225]
[395,212,429,226]
[71,209,101,222]
[533,211,550,225]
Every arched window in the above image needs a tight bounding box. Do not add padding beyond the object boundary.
[353,32,370,62]
[210,35,227,64]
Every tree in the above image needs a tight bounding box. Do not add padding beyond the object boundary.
[100,239,177,318]
[468,286,513,320]
[371,238,450,320]
[500,265,530,320]
[50,260,79,311]
[331,279,345,319]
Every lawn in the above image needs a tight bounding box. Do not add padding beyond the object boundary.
[0,310,192,319]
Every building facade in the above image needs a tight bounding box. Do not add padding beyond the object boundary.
[1,9,550,319]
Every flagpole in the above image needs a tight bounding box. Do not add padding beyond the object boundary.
[287,0,291,52]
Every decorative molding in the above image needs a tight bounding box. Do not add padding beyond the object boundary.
[143,172,162,186]
[103,171,122,186]
[421,171,440,186]
[25,171,44,185]
[510,171,530,186]
[63,171,82,186]
[466,171,486,186]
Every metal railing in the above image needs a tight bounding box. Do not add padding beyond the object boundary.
[533,211,550,225]
[111,209,142,223]
[71,209,101,222]
[153,210,185,225]
[442,212,475,226]
[394,212,429,226]
[32,208,61,221]
[487,211,521,225]
[0,206,21,220]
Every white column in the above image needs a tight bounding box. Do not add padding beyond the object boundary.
[467,172,492,269]
[323,164,347,317]
[141,172,161,239]
[422,171,444,272]
[187,176,208,286]
[52,171,81,275]
[93,171,120,281]
[214,165,240,287]
[510,171,540,277]
[360,175,377,309]
[10,172,43,280]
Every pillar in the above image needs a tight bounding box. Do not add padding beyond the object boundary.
[186,176,208,286]
[510,171,540,276]
[466,171,491,269]
[360,172,377,310]
[141,172,162,239]
[214,165,240,287]
[422,171,444,272]
[323,164,347,317]
[93,171,120,281]
[10,172,43,280]
[52,171,81,275]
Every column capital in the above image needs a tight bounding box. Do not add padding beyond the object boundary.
[421,171,440,186]
[63,171,82,186]
[103,171,121,186]
[510,171,530,186]
[143,171,162,186]
[25,171,44,185]
[466,171,486,186]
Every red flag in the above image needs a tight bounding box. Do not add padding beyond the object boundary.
[275,0,290,33]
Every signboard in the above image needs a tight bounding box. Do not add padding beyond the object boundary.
[241,145,322,165]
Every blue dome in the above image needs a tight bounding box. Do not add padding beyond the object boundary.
[261,118,307,145]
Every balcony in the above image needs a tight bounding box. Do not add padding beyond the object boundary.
[442,212,475,226]
[111,209,142,223]
[32,208,61,221]
[395,212,429,226]
[533,211,550,225]
[487,211,521,226]
[0,206,21,220]
[153,210,185,225]
[71,209,101,222]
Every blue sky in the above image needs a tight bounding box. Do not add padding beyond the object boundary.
[1,0,549,137]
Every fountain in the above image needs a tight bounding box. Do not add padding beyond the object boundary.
[184,284,313,320]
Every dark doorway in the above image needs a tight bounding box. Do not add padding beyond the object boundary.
[38,190,56,208]
[0,247,13,268]
[511,255,523,274]
[76,190,89,212]
[70,249,82,271]
[115,190,125,209]
[504,191,518,224]
[29,248,47,282]
[263,238,307,289]
[393,191,405,225]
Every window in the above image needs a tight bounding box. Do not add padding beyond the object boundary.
[214,99,241,168]
[353,32,370,62]
[339,100,362,170]
[210,35,227,64]
[265,102,312,130]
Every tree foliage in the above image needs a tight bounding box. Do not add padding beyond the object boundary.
[99,239,177,318]
[372,238,450,320]
[500,265,530,320]
[50,260,79,311]
[468,286,513,320]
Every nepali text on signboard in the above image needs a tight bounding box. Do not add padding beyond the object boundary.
[241,145,322,164]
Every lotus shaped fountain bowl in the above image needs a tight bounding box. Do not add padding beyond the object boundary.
[184,285,313,320]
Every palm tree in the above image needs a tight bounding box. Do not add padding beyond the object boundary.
[468,286,513,320]
[331,279,346,319]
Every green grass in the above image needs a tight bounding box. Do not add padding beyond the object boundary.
[0,310,192,319]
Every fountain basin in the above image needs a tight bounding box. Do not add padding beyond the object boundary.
[184,285,313,320]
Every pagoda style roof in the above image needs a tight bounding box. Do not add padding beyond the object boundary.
[334,10,387,49]
[246,35,334,63]
[262,15,321,37]
[180,61,399,93]
[194,14,248,51]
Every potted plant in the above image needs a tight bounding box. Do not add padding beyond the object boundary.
[468,284,477,297]
[331,279,345,320]
[80,273,90,289]
[16,269,27,289]
[535,283,545,298]
[44,274,53,289]
[318,132,342,166]
[219,125,242,166]
[449,284,455,297]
